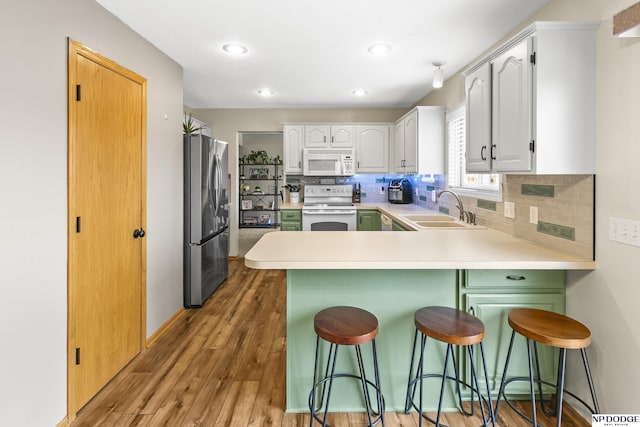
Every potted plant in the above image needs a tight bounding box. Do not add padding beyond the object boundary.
[246,150,271,164]
[182,113,202,135]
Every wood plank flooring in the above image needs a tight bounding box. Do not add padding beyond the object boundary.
[71,258,590,426]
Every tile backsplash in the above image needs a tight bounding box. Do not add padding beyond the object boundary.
[410,174,595,260]
[285,173,594,260]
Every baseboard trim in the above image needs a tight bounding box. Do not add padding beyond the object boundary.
[229,255,239,261]
[145,307,186,348]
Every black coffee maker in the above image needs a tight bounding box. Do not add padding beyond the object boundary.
[388,179,413,204]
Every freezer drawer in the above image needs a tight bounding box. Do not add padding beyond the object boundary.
[184,229,229,308]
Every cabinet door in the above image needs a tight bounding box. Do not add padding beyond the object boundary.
[492,39,533,172]
[304,125,331,148]
[357,210,381,231]
[402,110,418,172]
[330,125,355,148]
[394,121,405,172]
[391,221,409,231]
[464,292,564,396]
[280,222,301,231]
[356,125,389,173]
[283,125,304,173]
[465,62,492,172]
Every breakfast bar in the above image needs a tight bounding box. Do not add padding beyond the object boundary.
[244,229,595,413]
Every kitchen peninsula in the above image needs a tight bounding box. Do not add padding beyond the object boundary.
[244,225,595,413]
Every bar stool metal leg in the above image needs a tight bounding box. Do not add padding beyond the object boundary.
[495,309,601,427]
[407,333,495,427]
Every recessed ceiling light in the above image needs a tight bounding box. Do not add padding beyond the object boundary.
[222,43,248,55]
[352,89,368,96]
[367,43,392,55]
[257,89,275,97]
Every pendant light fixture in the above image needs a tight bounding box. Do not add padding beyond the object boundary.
[432,61,445,88]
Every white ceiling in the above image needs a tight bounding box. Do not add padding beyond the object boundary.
[96,0,549,109]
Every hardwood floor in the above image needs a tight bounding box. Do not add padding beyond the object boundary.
[72,259,590,426]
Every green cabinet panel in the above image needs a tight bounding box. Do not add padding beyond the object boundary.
[281,209,301,221]
[287,269,458,412]
[392,221,410,231]
[465,270,565,289]
[280,222,301,231]
[280,209,301,231]
[460,269,565,398]
[357,210,381,231]
[463,292,564,396]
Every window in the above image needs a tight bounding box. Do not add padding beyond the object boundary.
[446,106,501,201]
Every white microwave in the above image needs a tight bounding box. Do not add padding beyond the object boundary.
[303,148,355,176]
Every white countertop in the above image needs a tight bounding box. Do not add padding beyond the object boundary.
[245,229,595,270]
[247,202,595,270]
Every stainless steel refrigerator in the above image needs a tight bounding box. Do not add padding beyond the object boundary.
[184,134,229,308]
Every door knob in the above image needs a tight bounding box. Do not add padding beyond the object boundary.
[133,228,146,238]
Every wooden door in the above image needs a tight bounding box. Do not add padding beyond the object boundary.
[67,40,147,416]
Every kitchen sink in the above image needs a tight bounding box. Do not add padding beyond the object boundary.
[401,214,455,222]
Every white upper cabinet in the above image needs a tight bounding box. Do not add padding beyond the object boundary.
[304,125,354,148]
[491,38,532,172]
[356,125,389,173]
[463,21,598,174]
[394,106,445,175]
[283,125,304,174]
[465,62,492,172]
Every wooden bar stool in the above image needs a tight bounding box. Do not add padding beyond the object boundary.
[405,306,495,427]
[495,308,600,427]
[309,306,385,427]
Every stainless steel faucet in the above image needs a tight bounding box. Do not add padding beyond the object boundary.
[436,190,466,222]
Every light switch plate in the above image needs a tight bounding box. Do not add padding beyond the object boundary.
[610,217,640,247]
[530,206,538,224]
[504,201,515,219]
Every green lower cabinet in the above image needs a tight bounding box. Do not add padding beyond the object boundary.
[357,210,381,231]
[460,270,566,399]
[280,222,301,231]
[392,220,410,231]
[280,209,301,231]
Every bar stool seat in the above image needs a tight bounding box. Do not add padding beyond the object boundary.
[405,306,495,427]
[495,308,600,427]
[309,306,385,427]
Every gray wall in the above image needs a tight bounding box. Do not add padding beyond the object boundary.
[418,0,640,414]
[0,0,183,425]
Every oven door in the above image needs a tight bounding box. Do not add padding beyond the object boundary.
[302,207,357,231]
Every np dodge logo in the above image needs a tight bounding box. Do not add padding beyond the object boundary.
[592,415,640,426]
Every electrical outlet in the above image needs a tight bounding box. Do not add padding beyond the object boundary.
[610,217,640,247]
[504,202,515,219]
[530,206,538,224]
[431,190,437,202]
[380,186,384,195]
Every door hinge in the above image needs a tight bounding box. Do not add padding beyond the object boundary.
[76,216,81,233]
[530,52,536,65]
[75,348,81,365]
[529,140,535,152]
[76,84,81,101]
